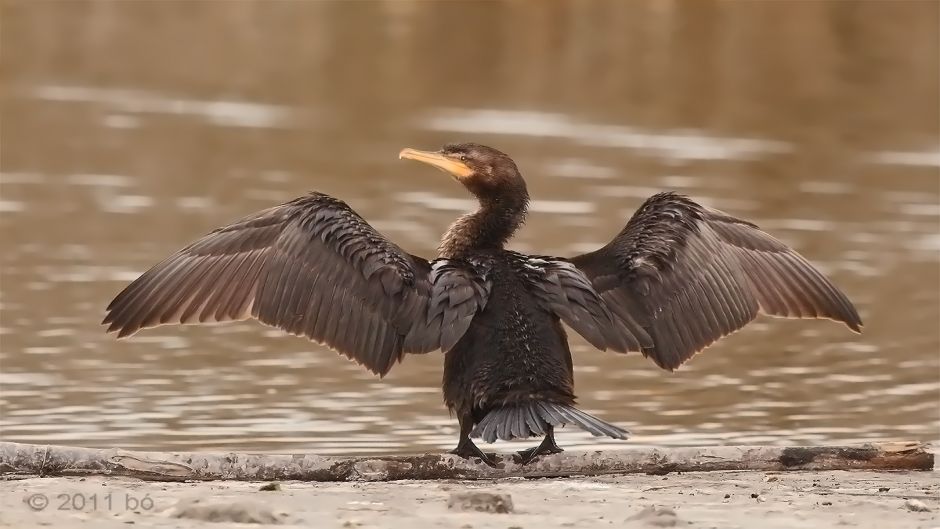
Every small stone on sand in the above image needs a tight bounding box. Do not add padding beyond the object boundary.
[904,499,931,512]
[625,506,679,527]
[447,492,513,513]
[170,498,284,524]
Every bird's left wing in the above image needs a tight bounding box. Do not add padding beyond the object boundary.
[570,192,862,370]
[103,192,488,376]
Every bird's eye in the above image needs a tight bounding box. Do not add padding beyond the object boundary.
[459,155,468,162]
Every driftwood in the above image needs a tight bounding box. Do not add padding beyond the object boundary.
[0,441,931,482]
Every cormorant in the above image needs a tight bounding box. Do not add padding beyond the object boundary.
[103,143,862,466]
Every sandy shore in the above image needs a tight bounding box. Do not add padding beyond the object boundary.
[1,470,936,529]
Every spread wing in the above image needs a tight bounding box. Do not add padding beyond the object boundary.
[103,192,489,376]
[570,192,862,370]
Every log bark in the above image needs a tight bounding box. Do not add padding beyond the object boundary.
[0,441,931,482]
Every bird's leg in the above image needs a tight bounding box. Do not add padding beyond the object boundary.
[517,425,564,465]
[448,415,498,467]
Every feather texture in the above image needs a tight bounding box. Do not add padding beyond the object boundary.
[516,254,651,353]
[470,402,629,442]
[103,192,490,376]
[571,192,862,370]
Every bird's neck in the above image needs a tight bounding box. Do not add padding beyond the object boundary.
[439,195,528,258]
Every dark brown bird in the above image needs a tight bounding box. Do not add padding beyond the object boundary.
[103,143,862,466]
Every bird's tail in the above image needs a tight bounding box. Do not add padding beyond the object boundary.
[469,401,630,443]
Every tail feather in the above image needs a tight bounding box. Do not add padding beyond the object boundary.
[565,406,628,439]
[497,411,512,441]
[524,406,545,436]
[510,408,527,438]
[481,415,498,442]
[470,402,630,443]
[536,401,564,425]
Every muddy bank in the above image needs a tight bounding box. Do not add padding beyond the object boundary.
[1,470,936,529]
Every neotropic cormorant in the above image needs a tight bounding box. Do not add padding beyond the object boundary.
[103,143,862,466]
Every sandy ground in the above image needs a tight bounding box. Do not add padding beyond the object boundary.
[1,471,936,529]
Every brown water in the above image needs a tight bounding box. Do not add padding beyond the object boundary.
[1,1,938,455]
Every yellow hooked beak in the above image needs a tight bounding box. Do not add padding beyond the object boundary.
[399,148,473,179]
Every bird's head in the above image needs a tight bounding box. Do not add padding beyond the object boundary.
[399,143,528,205]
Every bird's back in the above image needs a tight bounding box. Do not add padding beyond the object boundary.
[442,251,576,418]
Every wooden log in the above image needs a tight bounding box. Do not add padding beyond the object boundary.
[0,441,931,482]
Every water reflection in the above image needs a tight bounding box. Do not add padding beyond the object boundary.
[1,1,937,455]
[33,84,302,129]
[420,108,794,161]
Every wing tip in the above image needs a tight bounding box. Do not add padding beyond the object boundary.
[114,325,139,339]
[842,304,864,333]
[372,363,393,378]
[844,318,863,334]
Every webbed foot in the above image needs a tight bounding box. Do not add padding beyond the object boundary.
[516,430,564,465]
[449,440,498,468]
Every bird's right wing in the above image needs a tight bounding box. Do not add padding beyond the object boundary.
[103,192,489,376]
[570,192,862,370]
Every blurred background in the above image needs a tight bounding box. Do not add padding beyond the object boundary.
[1,0,937,455]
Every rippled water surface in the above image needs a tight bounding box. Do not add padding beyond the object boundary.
[2,1,938,454]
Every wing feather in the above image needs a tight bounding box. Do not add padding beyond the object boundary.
[519,255,651,353]
[211,249,258,321]
[103,192,490,376]
[571,192,861,370]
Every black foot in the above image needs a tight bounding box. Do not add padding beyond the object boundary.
[449,440,498,468]
[517,436,564,465]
